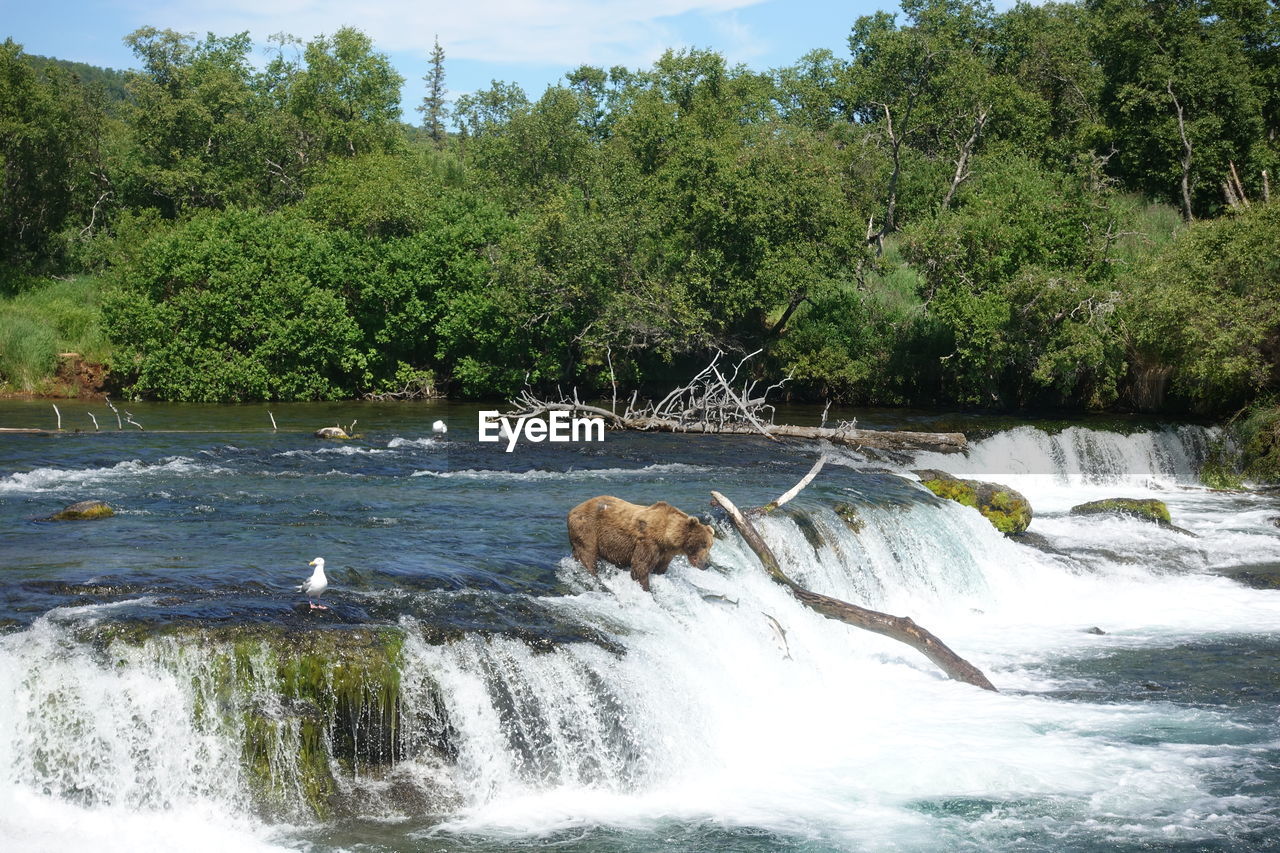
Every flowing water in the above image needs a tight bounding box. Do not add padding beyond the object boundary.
[2,401,1279,852]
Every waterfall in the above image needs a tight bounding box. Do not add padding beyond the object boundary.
[3,423,1280,850]
[914,423,1214,482]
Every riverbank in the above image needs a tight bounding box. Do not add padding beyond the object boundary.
[0,275,110,398]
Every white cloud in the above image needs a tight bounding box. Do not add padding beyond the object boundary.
[125,0,768,67]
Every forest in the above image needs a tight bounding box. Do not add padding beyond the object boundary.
[1,0,1277,442]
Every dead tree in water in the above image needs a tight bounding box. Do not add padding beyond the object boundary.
[506,350,966,455]
[710,474,997,691]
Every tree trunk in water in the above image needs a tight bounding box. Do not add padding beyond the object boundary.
[512,403,967,455]
[710,489,998,692]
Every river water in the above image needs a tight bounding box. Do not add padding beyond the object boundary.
[2,400,1279,852]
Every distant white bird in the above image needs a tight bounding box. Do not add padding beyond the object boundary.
[432,420,447,435]
[298,557,329,610]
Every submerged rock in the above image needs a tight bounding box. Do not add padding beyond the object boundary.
[832,502,865,534]
[1223,565,1280,589]
[782,507,826,553]
[912,470,1033,535]
[314,426,350,439]
[48,500,115,521]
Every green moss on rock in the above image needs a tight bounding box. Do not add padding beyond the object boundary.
[1070,497,1172,525]
[48,500,114,520]
[832,502,865,534]
[912,470,1033,536]
[89,621,413,821]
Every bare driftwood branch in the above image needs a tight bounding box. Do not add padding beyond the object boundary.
[506,352,966,454]
[755,454,828,515]
[710,488,997,691]
[362,374,439,401]
[104,395,123,429]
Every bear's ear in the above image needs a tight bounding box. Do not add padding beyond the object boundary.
[636,519,648,531]
[686,517,700,529]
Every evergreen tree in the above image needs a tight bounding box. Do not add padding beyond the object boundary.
[418,36,448,147]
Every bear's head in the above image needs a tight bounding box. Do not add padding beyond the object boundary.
[682,516,715,568]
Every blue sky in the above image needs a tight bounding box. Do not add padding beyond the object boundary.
[3,1,1011,122]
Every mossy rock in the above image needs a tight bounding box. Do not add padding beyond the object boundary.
[912,470,1033,536]
[1069,497,1172,525]
[832,502,865,534]
[80,620,452,821]
[48,500,115,521]
[782,507,825,553]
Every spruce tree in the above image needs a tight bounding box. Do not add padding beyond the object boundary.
[418,36,448,147]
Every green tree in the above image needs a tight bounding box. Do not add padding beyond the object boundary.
[417,36,448,147]
[901,155,1125,407]
[286,27,405,162]
[990,2,1107,168]
[0,39,108,268]
[121,28,263,216]
[103,208,362,401]
[846,1,1008,237]
[1089,0,1272,218]
[1126,201,1280,411]
[452,79,530,138]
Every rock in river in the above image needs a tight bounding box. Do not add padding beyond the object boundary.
[912,470,1033,535]
[48,500,115,521]
[1069,497,1197,536]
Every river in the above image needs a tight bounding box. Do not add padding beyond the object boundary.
[2,400,1279,851]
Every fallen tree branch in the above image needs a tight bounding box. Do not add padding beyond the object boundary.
[710,489,997,691]
[755,454,828,515]
[505,352,966,454]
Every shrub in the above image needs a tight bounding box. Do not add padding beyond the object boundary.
[103,209,362,401]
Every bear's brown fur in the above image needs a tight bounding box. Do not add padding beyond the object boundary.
[567,495,715,591]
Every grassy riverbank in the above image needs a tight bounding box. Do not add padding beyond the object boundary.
[0,274,110,397]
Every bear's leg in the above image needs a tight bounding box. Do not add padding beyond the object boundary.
[631,540,660,591]
[569,522,600,575]
[574,542,599,575]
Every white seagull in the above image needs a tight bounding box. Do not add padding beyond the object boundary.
[298,557,329,610]
[432,419,447,435]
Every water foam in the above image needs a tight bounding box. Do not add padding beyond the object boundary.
[410,520,1280,847]
[387,437,443,450]
[411,463,711,481]
[0,456,226,495]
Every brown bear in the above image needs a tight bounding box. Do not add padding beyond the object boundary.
[567,495,715,591]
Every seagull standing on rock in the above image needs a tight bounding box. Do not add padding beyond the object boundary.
[298,557,329,610]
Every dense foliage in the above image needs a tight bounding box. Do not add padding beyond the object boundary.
[1,0,1277,413]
